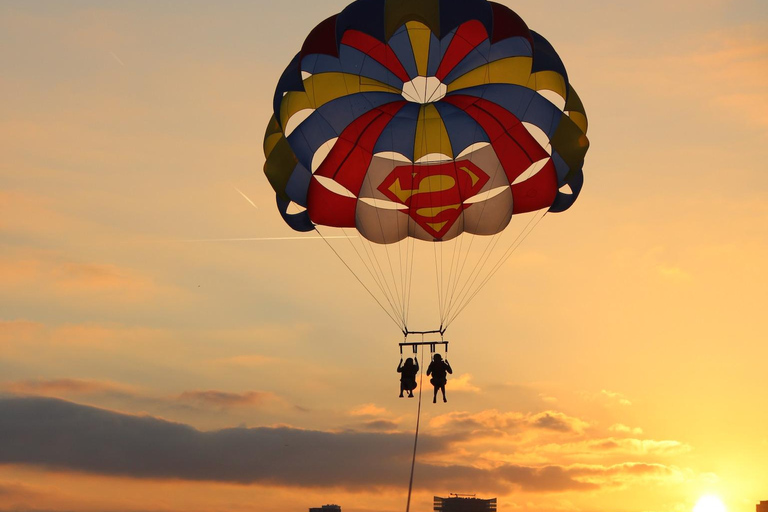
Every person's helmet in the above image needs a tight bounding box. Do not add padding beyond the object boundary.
[433,354,442,362]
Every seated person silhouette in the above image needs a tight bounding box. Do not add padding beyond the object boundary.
[397,357,419,398]
[426,353,452,403]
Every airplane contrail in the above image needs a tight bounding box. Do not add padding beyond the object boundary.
[234,187,259,209]
[109,51,125,66]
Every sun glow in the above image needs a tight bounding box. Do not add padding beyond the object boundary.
[693,495,727,512]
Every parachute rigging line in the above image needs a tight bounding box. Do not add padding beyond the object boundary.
[356,228,405,323]
[405,342,425,512]
[444,209,549,328]
[314,226,405,331]
[441,201,523,327]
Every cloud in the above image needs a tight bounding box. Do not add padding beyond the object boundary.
[539,393,558,404]
[430,409,590,436]
[580,389,632,407]
[0,396,604,493]
[358,419,400,432]
[569,462,685,487]
[539,438,691,458]
[349,403,389,417]
[448,373,481,393]
[177,390,276,408]
[599,390,631,406]
[348,404,399,431]
[1,378,135,397]
[609,423,643,435]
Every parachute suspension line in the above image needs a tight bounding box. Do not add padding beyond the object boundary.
[442,215,510,326]
[397,224,409,328]
[314,226,405,331]
[405,342,425,512]
[441,230,462,327]
[459,209,548,316]
[352,230,406,328]
[440,195,516,329]
[355,192,407,324]
[444,209,548,329]
[403,235,417,331]
[442,205,530,328]
[352,228,406,327]
[398,233,414,328]
[441,185,522,328]
[433,240,445,327]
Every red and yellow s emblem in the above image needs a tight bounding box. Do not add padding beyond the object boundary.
[378,161,490,239]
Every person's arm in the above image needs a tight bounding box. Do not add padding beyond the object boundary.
[397,360,403,372]
[445,361,452,374]
[415,360,419,372]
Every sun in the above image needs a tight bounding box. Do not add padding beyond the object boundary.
[693,495,727,512]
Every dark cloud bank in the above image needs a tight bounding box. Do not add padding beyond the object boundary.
[0,396,594,493]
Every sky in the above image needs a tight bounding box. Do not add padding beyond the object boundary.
[1,0,767,511]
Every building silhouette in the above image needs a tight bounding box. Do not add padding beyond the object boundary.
[309,505,341,512]
[434,495,497,512]
[757,501,768,512]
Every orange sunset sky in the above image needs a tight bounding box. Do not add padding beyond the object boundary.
[1,1,767,511]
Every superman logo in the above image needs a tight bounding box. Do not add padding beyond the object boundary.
[377,161,490,239]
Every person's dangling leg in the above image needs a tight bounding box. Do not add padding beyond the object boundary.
[441,385,447,402]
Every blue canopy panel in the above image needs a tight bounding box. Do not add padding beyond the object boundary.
[449,84,562,138]
[433,101,490,156]
[276,194,314,232]
[287,92,404,169]
[273,53,304,128]
[438,0,493,39]
[427,29,456,77]
[285,162,312,207]
[286,111,337,171]
[343,46,405,89]
[489,36,532,60]
[530,31,569,94]
[551,150,570,185]
[301,47,405,90]
[387,24,419,80]
[549,164,583,213]
[372,102,421,160]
